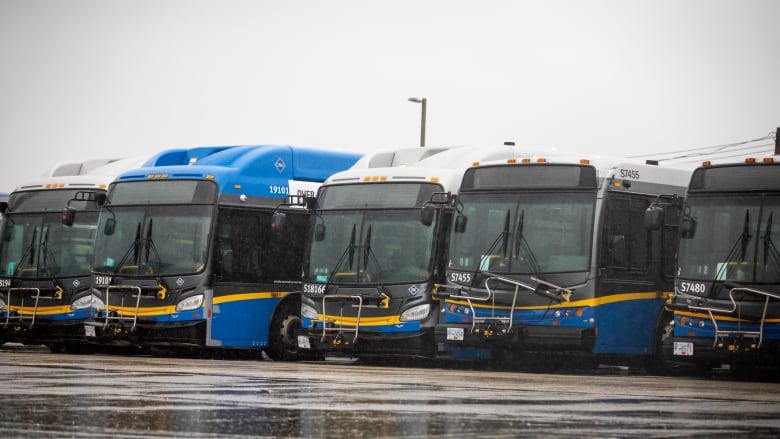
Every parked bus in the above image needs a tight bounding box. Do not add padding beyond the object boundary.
[85,145,361,359]
[664,156,780,372]
[435,154,691,370]
[0,157,147,352]
[295,145,531,359]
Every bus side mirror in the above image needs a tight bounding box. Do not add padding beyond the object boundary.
[61,207,77,226]
[104,218,116,235]
[644,205,664,230]
[454,214,467,233]
[680,216,696,239]
[272,211,286,234]
[95,193,107,206]
[305,196,318,209]
[314,223,326,241]
[421,205,435,226]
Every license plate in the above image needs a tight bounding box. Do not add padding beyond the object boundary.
[84,325,96,337]
[446,327,464,341]
[297,335,311,349]
[673,341,694,356]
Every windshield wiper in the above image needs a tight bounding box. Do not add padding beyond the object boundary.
[362,224,385,284]
[711,209,752,293]
[763,212,780,274]
[475,210,511,275]
[111,222,142,274]
[40,227,59,276]
[323,224,357,282]
[143,219,162,273]
[512,209,542,277]
[11,228,38,277]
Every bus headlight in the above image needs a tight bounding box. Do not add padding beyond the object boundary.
[301,303,318,320]
[176,294,204,312]
[71,295,104,311]
[400,304,430,322]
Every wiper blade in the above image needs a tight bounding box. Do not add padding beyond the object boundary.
[112,222,142,274]
[712,208,753,291]
[11,227,38,277]
[476,210,511,273]
[143,219,162,273]
[513,210,542,277]
[322,224,357,282]
[763,212,780,272]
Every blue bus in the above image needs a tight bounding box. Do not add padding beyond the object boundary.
[83,145,361,359]
[0,158,147,352]
[664,157,780,373]
[435,155,691,370]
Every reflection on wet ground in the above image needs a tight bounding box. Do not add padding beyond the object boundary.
[1,344,779,438]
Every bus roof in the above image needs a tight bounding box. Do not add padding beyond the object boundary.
[116,145,363,196]
[11,156,151,193]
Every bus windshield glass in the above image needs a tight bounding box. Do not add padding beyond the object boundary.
[92,205,213,276]
[0,211,100,278]
[678,194,780,284]
[449,192,594,274]
[305,209,436,284]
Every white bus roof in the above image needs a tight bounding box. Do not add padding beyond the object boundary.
[12,156,150,193]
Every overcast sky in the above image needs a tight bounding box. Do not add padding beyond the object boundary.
[1,0,778,192]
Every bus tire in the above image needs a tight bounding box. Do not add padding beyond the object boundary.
[265,301,303,361]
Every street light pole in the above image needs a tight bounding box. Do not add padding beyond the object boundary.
[408,97,427,147]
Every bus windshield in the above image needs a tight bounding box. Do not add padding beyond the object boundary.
[0,211,99,278]
[449,192,594,274]
[678,194,780,284]
[92,205,213,276]
[305,209,436,285]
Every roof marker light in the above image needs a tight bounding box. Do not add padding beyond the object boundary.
[507,158,516,164]
[763,157,775,164]
[521,158,532,164]
[745,157,756,164]
[702,161,711,167]
[579,159,590,165]
[472,161,480,167]
[536,157,547,163]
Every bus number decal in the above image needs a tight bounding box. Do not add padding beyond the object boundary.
[619,168,640,180]
[0,278,10,288]
[95,276,112,286]
[269,185,289,195]
[303,283,326,295]
[679,282,706,294]
[449,272,472,284]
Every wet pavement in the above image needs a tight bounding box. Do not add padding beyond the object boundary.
[1,344,779,438]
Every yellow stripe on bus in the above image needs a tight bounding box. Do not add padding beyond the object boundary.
[443,291,668,310]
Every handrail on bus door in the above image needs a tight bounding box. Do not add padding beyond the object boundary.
[689,287,780,349]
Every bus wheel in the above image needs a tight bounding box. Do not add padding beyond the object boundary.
[266,303,302,361]
[644,311,676,375]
